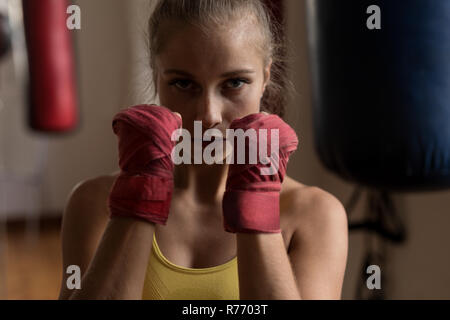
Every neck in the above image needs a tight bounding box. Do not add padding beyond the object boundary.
[174,162,229,206]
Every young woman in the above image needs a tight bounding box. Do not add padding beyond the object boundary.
[59,0,348,300]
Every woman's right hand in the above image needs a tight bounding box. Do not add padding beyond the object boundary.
[107,104,182,225]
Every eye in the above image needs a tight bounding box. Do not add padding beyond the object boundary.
[169,78,251,92]
[169,79,193,90]
[224,78,250,90]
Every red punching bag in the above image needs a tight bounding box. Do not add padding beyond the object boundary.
[22,0,78,133]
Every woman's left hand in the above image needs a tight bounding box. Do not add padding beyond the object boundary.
[222,112,299,233]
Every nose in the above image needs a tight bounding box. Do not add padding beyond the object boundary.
[195,92,222,130]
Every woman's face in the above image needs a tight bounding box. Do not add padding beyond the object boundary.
[155,20,271,138]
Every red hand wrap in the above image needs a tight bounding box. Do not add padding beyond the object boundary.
[222,113,299,233]
[107,104,182,225]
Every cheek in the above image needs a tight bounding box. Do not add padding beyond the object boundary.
[158,86,197,132]
[227,89,262,119]
[158,84,189,115]
[157,82,172,106]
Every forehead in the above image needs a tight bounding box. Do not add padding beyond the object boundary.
[156,19,264,75]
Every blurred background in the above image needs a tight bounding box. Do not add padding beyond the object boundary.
[0,0,450,299]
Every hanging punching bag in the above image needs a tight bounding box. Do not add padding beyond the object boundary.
[305,0,450,192]
[22,0,78,133]
[0,11,12,60]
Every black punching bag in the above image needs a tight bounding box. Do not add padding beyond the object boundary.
[305,0,450,192]
[0,11,12,60]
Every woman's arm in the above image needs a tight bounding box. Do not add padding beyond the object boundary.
[236,187,348,300]
[59,177,155,300]
[237,233,301,300]
[69,217,154,300]
[59,106,180,300]
[287,188,348,299]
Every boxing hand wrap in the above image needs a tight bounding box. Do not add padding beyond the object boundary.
[107,104,182,225]
[222,113,299,233]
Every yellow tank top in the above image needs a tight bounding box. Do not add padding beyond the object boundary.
[142,233,240,300]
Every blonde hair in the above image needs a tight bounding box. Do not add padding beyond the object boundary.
[146,0,295,118]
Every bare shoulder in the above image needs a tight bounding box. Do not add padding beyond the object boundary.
[59,173,119,299]
[62,171,120,248]
[281,176,348,238]
[66,173,117,217]
[281,177,348,299]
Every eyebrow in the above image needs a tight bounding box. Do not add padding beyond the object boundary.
[163,69,256,78]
